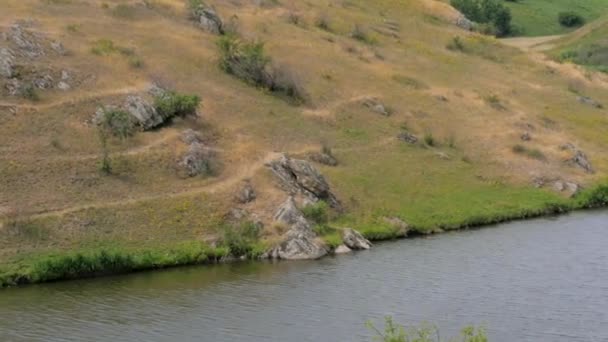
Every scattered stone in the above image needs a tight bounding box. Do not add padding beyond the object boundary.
[192,4,224,34]
[33,74,53,89]
[552,180,580,198]
[532,176,547,188]
[123,95,164,130]
[362,98,391,116]
[309,152,338,167]
[225,207,250,222]
[61,70,70,80]
[435,95,448,102]
[382,216,410,237]
[147,83,167,97]
[435,152,451,160]
[342,228,372,250]
[7,24,44,58]
[334,244,352,254]
[50,41,66,55]
[179,142,215,177]
[235,181,257,204]
[559,143,576,151]
[5,78,22,96]
[455,15,474,31]
[274,196,311,230]
[0,48,15,78]
[57,81,70,91]
[180,128,203,145]
[397,131,418,144]
[570,149,594,174]
[577,96,603,109]
[521,132,531,141]
[268,155,341,209]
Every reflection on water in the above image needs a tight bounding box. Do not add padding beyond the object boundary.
[1,211,607,342]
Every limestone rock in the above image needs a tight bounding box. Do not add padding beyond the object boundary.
[5,78,22,96]
[553,181,580,198]
[57,81,70,91]
[455,15,474,31]
[570,150,594,174]
[235,181,256,204]
[334,244,352,254]
[397,131,418,144]
[7,24,44,58]
[266,232,328,260]
[61,70,70,80]
[309,152,338,166]
[192,5,224,34]
[342,228,372,250]
[124,95,164,130]
[0,48,15,78]
[362,98,391,116]
[577,96,603,109]
[50,41,66,55]
[269,155,341,209]
[179,142,214,177]
[180,128,203,144]
[33,74,53,89]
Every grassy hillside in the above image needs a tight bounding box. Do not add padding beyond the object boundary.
[549,17,608,72]
[504,0,608,36]
[1,0,608,285]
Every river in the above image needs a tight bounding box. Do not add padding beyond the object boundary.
[1,211,607,341]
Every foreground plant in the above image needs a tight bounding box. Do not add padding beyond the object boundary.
[367,316,488,342]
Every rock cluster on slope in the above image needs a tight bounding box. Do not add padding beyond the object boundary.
[191,4,224,34]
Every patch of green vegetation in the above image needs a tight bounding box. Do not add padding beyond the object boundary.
[512,144,546,161]
[97,108,137,139]
[392,75,429,90]
[220,221,263,258]
[451,0,512,37]
[503,0,608,36]
[0,242,229,287]
[351,24,376,44]
[367,316,487,342]
[552,22,608,73]
[154,91,201,120]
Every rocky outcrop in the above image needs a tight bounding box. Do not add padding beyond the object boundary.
[570,150,594,174]
[383,216,410,237]
[342,228,372,250]
[6,24,44,58]
[33,74,53,89]
[0,48,15,78]
[577,96,603,109]
[235,181,256,204]
[397,131,418,144]
[362,97,391,116]
[266,197,328,260]
[123,95,164,130]
[268,154,341,209]
[192,5,224,34]
[180,128,203,145]
[334,244,352,254]
[552,181,580,198]
[179,142,215,177]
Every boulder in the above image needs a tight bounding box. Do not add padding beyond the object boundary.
[0,48,15,78]
[309,152,338,166]
[334,244,352,254]
[553,181,580,198]
[266,232,328,260]
[33,74,53,89]
[193,5,224,34]
[123,95,164,130]
[455,15,474,31]
[61,70,70,80]
[268,154,341,209]
[397,131,418,144]
[180,142,214,177]
[5,78,22,96]
[570,150,594,174]
[362,98,391,116]
[50,41,66,55]
[342,228,372,250]
[274,196,311,230]
[57,81,70,91]
[577,96,603,109]
[235,181,256,204]
[180,128,203,144]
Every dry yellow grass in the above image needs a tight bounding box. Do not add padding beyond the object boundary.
[1,0,607,266]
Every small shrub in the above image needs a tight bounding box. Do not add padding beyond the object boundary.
[99,108,137,139]
[91,39,116,55]
[351,24,374,44]
[450,0,512,37]
[558,12,584,28]
[366,316,488,342]
[154,91,201,120]
[484,94,504,110]
[315,14,332,31]
[446,36,465,52]
[512,144,545,160]
[302,201,329,225]
[287,12,304,26]
[423,133,436,147]
[221,221,261,257]
[128,56,145,68]
[21,84,39,101]
[578,184,608,208]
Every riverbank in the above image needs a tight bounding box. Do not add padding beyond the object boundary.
[2,184,606,288]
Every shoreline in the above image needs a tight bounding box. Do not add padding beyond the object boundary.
[1,183,607,288]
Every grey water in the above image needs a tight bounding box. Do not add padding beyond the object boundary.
[1,210,607,342]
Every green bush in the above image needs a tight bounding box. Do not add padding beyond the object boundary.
[154,91,201,120]
[21,84,40,101]
[217,35,308,104]
[221,221,262,257]
[302,201,330,225]
[450,0,512,37]
[446,36,466,52]
[578,184,608,208]
[366,316,488,342]
[98,108,137,139]
[558,12,584,28]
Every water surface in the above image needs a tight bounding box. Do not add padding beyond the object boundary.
[1,211,607,341]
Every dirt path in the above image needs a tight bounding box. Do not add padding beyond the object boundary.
[500,35,564,52]
[0,84,148,110]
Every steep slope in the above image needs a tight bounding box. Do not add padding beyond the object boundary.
[1,0,607,284]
